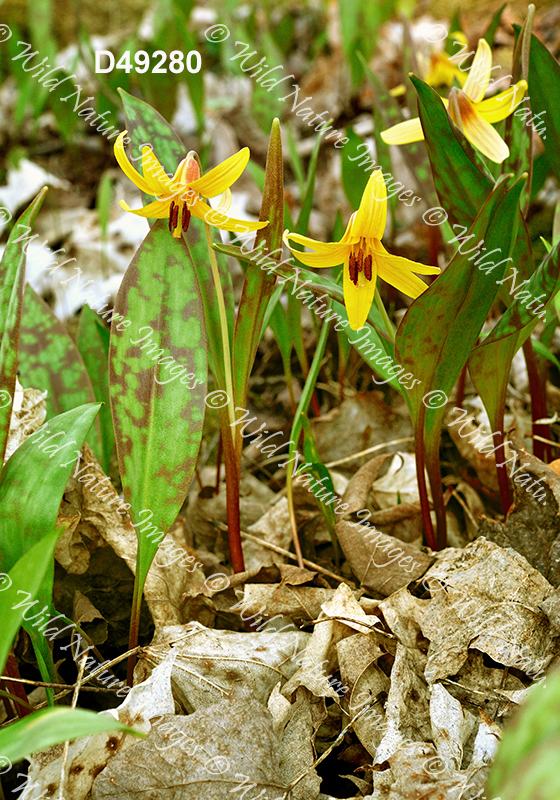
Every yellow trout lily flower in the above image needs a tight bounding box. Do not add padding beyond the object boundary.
[283,171,440,331]
[114,132,267,238]
[381,39,528,163]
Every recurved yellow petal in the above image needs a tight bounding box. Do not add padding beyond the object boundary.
[463,38,492,103]
[353,170,387,240]
[284,230,353,254]
[141,146,173,195]
[372,241,441,275]
[119,198,170,218]
[380,117,425,145]
[114,132,156,195]
[285,242,350,268]
[343,258,377,331]
[476,80,528,123]
[377,255,432,298]
[191,198,267,232]
[452,93,509,163]
[189,148,251,198]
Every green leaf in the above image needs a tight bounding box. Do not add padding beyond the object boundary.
[76,305,114,473]
[484,3,507,47]
[469,238,559,428]
[296,128,323,235]
[301,415,338,536]
[232,118,283,413]
[18,285,102,461]
[342,128,371,210]
[0,707,139,765]
[0,402,100,682]
[410,74,495,227]
[522,30,560,182]
[0,528,61,675]
[486,673,560,800]
[118,88,185,175]
[0,402,101,580]
[0,187,47,464]
[108,219,207,590]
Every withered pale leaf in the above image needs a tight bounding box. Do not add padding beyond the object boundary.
[91,685,308,800]
[136,623,309,711]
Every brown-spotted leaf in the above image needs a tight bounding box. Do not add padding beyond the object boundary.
[109,219,207,590]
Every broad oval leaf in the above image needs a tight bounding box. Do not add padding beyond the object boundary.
[108,219,207,589]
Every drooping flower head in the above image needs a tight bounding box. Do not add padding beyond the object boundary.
[114,132,267,238]
[381,39,528,163]
[284,170,440,330]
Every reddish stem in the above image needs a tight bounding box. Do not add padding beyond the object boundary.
[493,427,513,514]
[523,340,552,462]
[414,427,436,551]
[214,434,223,496]
[222,426,245,574]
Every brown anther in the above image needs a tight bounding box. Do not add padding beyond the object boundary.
[172,203,179,230]
[364,254,373,281]
[182,203,191,232]
[356,248,364,274]
[349,252,358,285]
[168,201,176,233]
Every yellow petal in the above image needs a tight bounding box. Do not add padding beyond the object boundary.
[371,241,440,275]
[216,188,232,214]
[463,38,492,103]
[286,243,350,268]
[376,254,433,298]
[389,84,406,97]
[190,198,267,232]
[119,198,170,219]
[284,230,353,254]
[114,132,159,195]
[380,117,425,145]
[353,170,387,240]
[141,146,174,195]
[189,148,251,198]
[343,258,377,331]
[453,93,509,163]
[475,80,528,123]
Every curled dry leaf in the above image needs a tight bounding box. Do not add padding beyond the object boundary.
[136,622,310,712]
[335,518,433,597]
[381,538,557,685]
[57,444,205,627]
[91,684,321,800]
[479,439,560,587]
[244,496,293,570]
